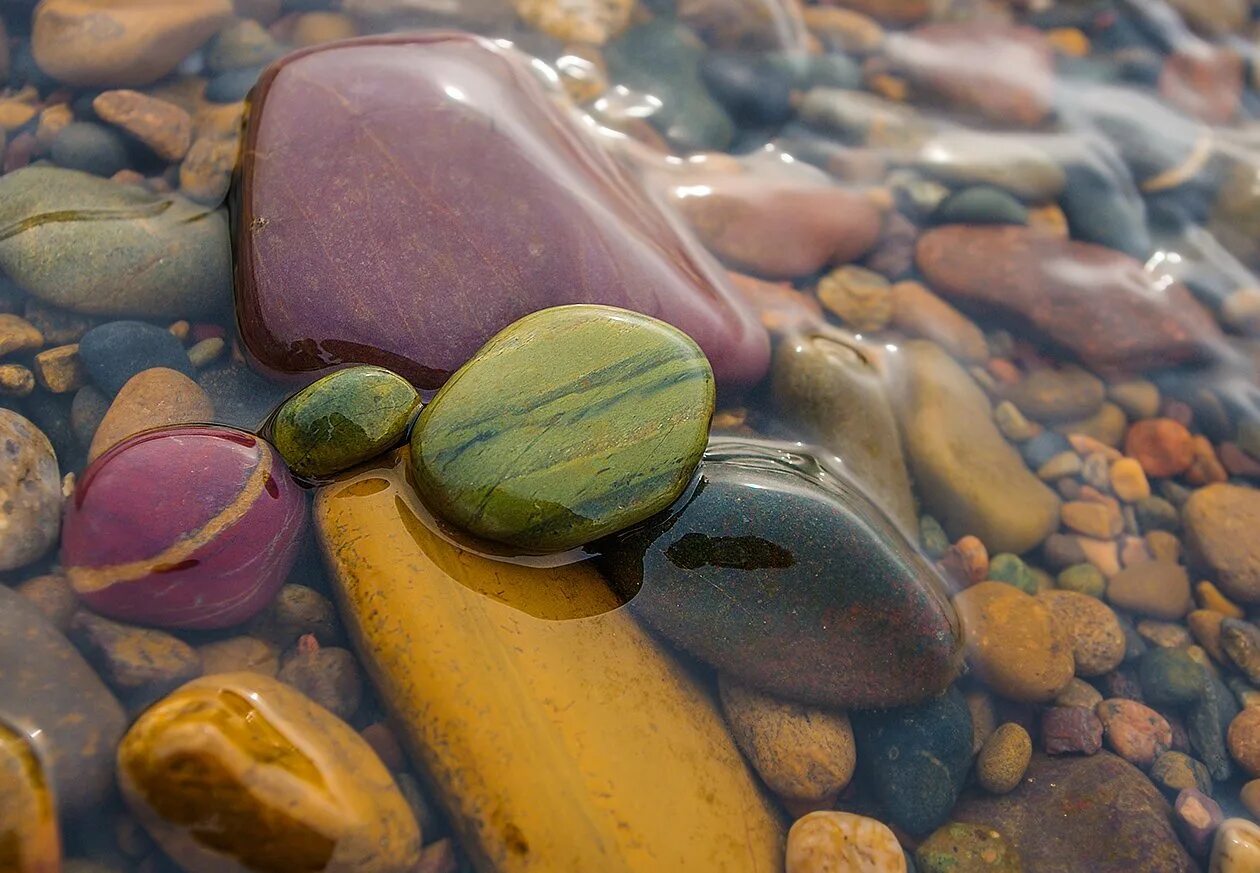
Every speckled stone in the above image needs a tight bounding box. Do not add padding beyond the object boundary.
[1211,819,1260,873]
[0,409,61,571]
[976,723,1032,794]
[917,822,1021,872]
[1184,484,1260,603]
[955,582,1073,703]
[412,306,714,552]
[786,811,906,873]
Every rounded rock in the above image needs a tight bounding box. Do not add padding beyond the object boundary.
[1125,419,1195,478]
[117,672,421,873]
[1097,698,1173,767]
[916,822,1021,872]
[1057,563,1106,598]
[976,722,1032,794]
[78,321,196,397]
[1107,561,1192,620]
[1183,483,1260,603]
[786,810,906,873]
[272,365,419,480]
[62,425,307,629]
[0,410,61,571]
[88,367,215,462]
[955,581,1074,703]
[1138,647,1206,707]
[1039,589,1126,677]
[411,305,715,552]
[1228,707,1260,777]
[50,122,131,177]
[1212,819,1260,873]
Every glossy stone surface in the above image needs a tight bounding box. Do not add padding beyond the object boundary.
[62,425,307,629]
[273,365,419,480]
[411,306,714,552]
[235,34,768,390]
[916,226,1222,371]
[315,450,784,871]
[0,585,126,819]
[600,438,962,709]
[785,811,907,873]
[117,672,421,873]
[0,723,60,873]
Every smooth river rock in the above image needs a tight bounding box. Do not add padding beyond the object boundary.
[0,585,126,818]
[235,34,768,390]
[0,167,230,319]
[0,409,61,571]
[601,437,962,709]
[891,341,1061,555]
[315,450,784,872]
[1183,483,1260,603]
[916,226,1222,371]
[411,306,714,552]
[951,753,1198,873]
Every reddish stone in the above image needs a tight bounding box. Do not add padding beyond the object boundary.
[235,34,769,391]
[883,23,1055,127]
[1173,788,1222,858]
[1125,419,1195,478]
[1185,436,1228,486]
[1096,698,1173,768]
[915,226,1222,372]
[1159,45,1243,125]
[726,271,823,335]
[61,425,306,630]
[1041,705,1103,755]
[1220,442,1260,478]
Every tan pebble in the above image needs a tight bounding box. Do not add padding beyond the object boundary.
[1078,536,1122,577]
[719,675,855,804]
[1212,818,1260,873]
[1107,561,1192,620]
[0,363,34,397]
[35,103,73,149]
[1110,457,1151,502]
[1198,581,1245,619]
[1055,403,1128,449]
[1189,609,1227,664]
[0,99,35,131]
[976,722,1031,794]
[193,101,245,141]
[179,135,236,204]
[1185,435,1228,486]
[1028,203,1069,237]
[1038,451,1082,480]
[1055,676,1103,709]
[187,336,225,368]
[1241,780,1260,819]
[889,280,988,363]
[1062,500,1122,539]
[816,265,893,332]
[89,368,215,461]
[1136,619,1192,649]
[32,343,85,393]
[290,11,358,45]
[93,90,193,161]
[1186,645,1218,678]
[0,313,44,357]
[955,581,1074,703]
[112,168,146,187]
[510,0,633,44]
[1183,483,1260,604]
[1040,589,1126,676]
[1120,536,1152,567]
[1146,530,1181,564]
[167,320,190,343]
[1229,708,1260,777]
[786,811,907,873]
[15,573,77,632]
[953,535,988,583]
[197,636,279,677]
[1108,380,1161,420]
[993,400,1041,442]
[965,689,996,754]
[1068,434,1123,460]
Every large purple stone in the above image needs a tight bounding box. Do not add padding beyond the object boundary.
[234,33,770,390]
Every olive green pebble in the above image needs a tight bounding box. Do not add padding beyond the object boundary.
[988,553,1037,594]
[1149,751,1211,796]
[272,365,419,479]
[917,822,1021,872]
[1058,563,1106,598]
[1137,647,1205,707]
[921,515,950,559]
[976,723,1032,795]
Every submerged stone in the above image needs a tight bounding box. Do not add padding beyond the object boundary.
[600,437,962,709]
[235,34,767,390]
[411,306,714,552]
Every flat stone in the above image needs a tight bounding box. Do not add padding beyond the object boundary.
[915,131,1065,201]
[951,753,1197,872]
[235,33,768,390]
[412,306,713,552]
[602,437,962,709]
[314,451,785,869]
[1107,561,1193,620]
[916,226,1221,371]
[1097,699,1173,767]
[1183,484,1260,603]
[88,367,215,461]
[68,611,203,705]
[891,340,1060,555]
[889,280,988,363]
[1001,366,1105,423]
[0,167,230,319]
[92,89,193,162]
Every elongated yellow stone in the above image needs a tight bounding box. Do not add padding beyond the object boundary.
[316,450,784,873]
[0,722,60,873]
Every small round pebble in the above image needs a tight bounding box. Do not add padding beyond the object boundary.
[1125,418,1195,478]
[976,723,1032,794]
[246,584,341,649]
[277,642,364,722]
[1150,751,1211,796]
[1055,677,1104,709]
[0,410,62,571]
[785,811,906,873]
[1058,563,1106,598]
[988,553,1037,594]
[955,581,1074,703]
[1174,787,1223,857]
[1228,707,1260,777]
[1041,705,1103,755]
[1138,647,1206,707]
[815,265,893,332]
[1241,779,1260,819]
[1111,457,1151,502]
[50,122,130,177]
[1096,698,1173,767]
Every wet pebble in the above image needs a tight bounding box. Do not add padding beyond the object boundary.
[1057,563,1106,598]
[0,409,61,571]
[933,185,1028,226]
[50,122,131,177]
[15,573,79,632]
[1138,647,1206,707]
[1039,589,1125,677]
[1097,698,1173,767]
[1212,819,1260,873]
[976,722,1031,794]
[68,611,203,707]
[1042,705,1104,755]
[1126,418,1195,478]
[277,642,365,723]
[78,321,196,397]
[1149,751,1211,796]
[197,635,280,677]
[1184,484,1260,604]
[955,581,1074,703]
[1221,618,1260,684]
[815,265,893,331]
[1227,707,1260,776]
[1107,561,1192,620]
[1173,787,1222,857]
[916,822,1020,872]
[247,583,342,649]
[785,811,906,873]
[88,367,215,462]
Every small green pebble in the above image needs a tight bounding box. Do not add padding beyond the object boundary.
[1137,647,1205,707]
[988,553,1037,594]
[916,822,1021,872]
[272,365,420,479]
[1135,496,1180,532]
[920,515,949,559]
[1057,563,1106,598]
[1149,751,1212,796]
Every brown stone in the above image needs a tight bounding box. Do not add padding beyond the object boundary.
[31,343,85,393]
[889,279,987,362]
[916,226,1221,371]
[955,581,1074,703]
[1039,589,1125,677]
[1183,483,1260,603]
[0,363,34,397]
[88,367,215,461]
[92,90,193,162]
[1228,707,1260,777]
[178,135,236,205]
[1107,561,1192,620]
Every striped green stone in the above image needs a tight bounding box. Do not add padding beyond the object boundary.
[273,365,420,479]
[410,305,715,552]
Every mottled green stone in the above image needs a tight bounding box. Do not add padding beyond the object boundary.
[989,553,1037,595]
[273,366,419,479]
[410,305,715,552]
[917,822,1022,872]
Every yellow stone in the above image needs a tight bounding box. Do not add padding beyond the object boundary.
[31,344,84,393]
[117,672,421,873]
[315,450,784,872]
[0,722,61,873]
[1110,457,1151,502]
[1197,580,1245,619]
[786,811,906,873]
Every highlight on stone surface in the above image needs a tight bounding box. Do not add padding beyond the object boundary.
[410,304,716,552]
[117,672,421,873]
[61,425,307,629]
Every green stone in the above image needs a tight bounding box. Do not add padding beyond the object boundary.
[410,305,715,552]
[273,365,419,480]
[1057,563,1106,598]
[917,822,1023,872]
[989,553,1037,594]
[1138,647,1206,707]
[934,185,1030,227]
